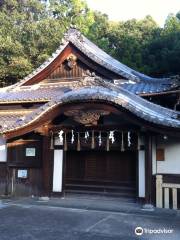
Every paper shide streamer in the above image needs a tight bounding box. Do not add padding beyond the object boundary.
[71,130,74,144]
[58,130,64,144]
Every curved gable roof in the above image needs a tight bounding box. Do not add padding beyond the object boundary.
[5,28,178,93]
[2,77,180,139]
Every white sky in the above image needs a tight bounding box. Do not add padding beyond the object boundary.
[86,0,180,26]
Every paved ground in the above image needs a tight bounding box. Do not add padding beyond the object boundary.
[0,196,180,240]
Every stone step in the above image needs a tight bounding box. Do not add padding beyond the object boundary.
[65,189,136,200]
[66,179,136,188]
[65,183,136,193]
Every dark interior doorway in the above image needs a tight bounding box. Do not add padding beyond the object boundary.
[65,150,137,198]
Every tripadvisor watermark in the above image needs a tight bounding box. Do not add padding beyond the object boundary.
[135,226,174,236]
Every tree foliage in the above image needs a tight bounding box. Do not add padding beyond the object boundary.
[0,0,180,86]
[0,0,94,85]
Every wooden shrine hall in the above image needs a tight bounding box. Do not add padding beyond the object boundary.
[0,28,180,208]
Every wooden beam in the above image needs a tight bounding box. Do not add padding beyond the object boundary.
[4,101,180,140]
[42,134,53,196]
[162,183,180,188]
[50,124,140,133]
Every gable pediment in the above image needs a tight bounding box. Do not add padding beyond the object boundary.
[21,42,123,86]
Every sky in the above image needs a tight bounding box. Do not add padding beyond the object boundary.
[86,0,180,26]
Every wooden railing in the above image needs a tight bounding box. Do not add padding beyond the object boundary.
[156,175,180,210]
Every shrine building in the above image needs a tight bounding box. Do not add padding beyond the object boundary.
[0,28,180,208]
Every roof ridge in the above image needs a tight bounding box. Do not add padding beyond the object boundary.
[0,27,177,92]
[65,28,173,82]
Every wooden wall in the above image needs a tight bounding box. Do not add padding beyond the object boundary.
[40,45,121,83]
[6,134,43,196]
[9,168,43,197]
[0,163,7,195]
[7,139,42,168]
[45,59,96,80]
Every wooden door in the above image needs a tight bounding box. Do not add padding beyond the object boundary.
[106,151,136,184]
[65,151,85,181]
[84,152,106,180]
[65,150,136,185]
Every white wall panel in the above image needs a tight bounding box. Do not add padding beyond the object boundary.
[138,135,145,198]
[138,150,145,197]
[157,140,180,174]
[0,137,7,162]
[53,150,63,192]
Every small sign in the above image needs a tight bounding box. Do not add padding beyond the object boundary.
[156,148,165,161]
[17,169,28,179]
[26,148,36,157]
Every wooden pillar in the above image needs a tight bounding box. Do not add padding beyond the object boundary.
[156,175,163,208]
[42,133,53,196]
[62,150,66,194]
[5,165,9,195]
[164,187,169,209]
[172,188,177,210]
[145,133,153,204]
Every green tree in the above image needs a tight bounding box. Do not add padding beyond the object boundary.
[105,16,160,73]
[0,0,94,86]
[87,11,110,52]
[143,13,180,77]
[1,0,180,85]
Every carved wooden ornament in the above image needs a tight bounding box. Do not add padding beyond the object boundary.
[64,109,109,126]
[66,53,77,69]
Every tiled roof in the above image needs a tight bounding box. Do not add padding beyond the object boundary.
[0,84,71,103]
[5,27,179,95]
[121,80,178,95]
[0,110,32,129]
[1,77,180,136]
[0,78,178,105]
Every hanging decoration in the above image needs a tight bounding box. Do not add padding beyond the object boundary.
[91,130,95,149]
[56,129,133,151]
[121,132,125,152]
[109,131,115,144]
[106,132,110,151]
[50,131,54,150]
[98,131,102,146]
[127,131,131,147]
[58,130,64,145]
[64,132,67,151]
[84,131,89,141]
[77,132,81,151]
[71,130,74,144]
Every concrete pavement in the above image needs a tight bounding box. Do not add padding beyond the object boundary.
[0,196,179,240]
